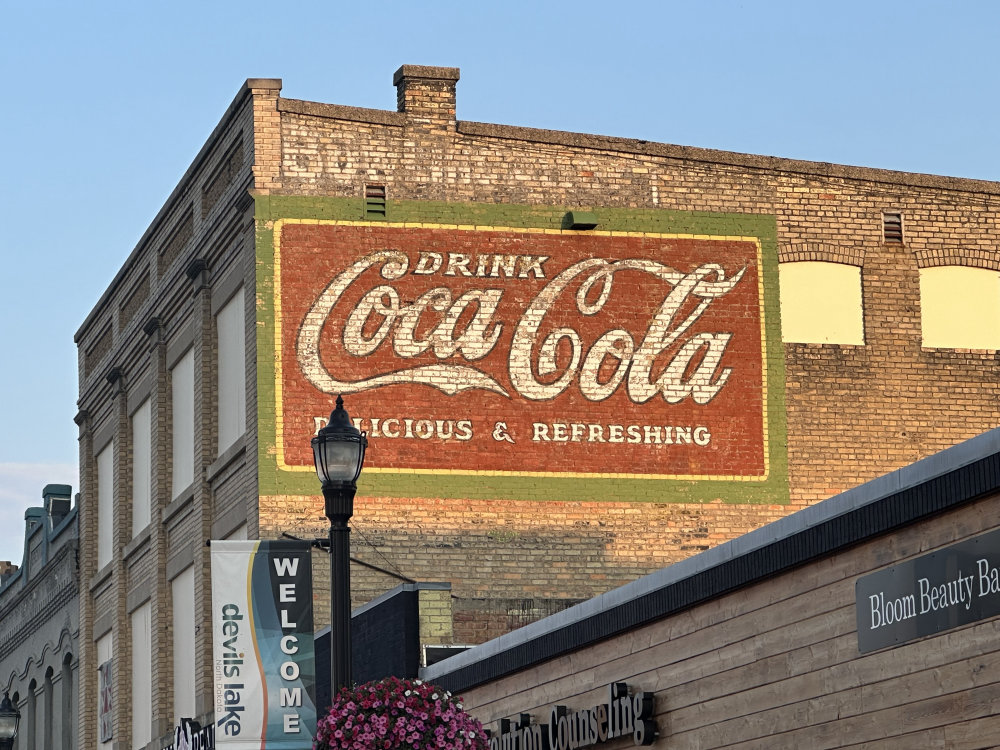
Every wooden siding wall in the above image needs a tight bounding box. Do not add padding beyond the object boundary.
[461,491,1000,748]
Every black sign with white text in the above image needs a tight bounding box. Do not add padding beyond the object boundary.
[856,526,1000,653]
[165,718,215,750]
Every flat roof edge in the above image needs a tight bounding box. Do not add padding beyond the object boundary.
[351,581,451,618]
[457,121,1000,195]
[278,98,405,127]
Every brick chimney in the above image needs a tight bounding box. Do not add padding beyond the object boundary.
[0,560,17,580]
[393,65,460,132]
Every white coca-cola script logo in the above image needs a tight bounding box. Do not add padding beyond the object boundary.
[296,250,745,404]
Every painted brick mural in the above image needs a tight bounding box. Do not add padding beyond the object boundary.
[257,197,787,506]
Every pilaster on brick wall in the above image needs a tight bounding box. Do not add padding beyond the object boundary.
[418,588,454,646]
[393,65,460,133]
[73,406,97,750]
[109,366,132,749]
[249,78,282,194]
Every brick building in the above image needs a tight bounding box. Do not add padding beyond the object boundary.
[0,484,78,750]
[73,64,1000,748]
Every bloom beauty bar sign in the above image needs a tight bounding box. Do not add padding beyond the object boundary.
[211,540,317,748]
[856,526,1000,653]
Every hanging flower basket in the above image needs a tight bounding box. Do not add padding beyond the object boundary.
[315,676,489,750]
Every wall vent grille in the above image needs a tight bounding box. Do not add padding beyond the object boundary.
[365,185,387,218]
[883,212,904,243]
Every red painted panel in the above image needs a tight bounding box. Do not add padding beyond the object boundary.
[275,223,766,478]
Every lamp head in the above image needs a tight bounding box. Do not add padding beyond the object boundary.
[0,691,20,741]
[311,395,367,486]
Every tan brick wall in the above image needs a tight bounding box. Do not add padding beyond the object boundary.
[259,66,1000,638]
[75,81,261,749]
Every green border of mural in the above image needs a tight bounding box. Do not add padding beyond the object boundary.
[255,194,788,504]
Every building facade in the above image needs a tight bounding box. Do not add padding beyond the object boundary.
[0,485,78,750]
[73,64,1000,748]
[424,427,1000,747]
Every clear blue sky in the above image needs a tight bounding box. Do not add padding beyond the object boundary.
[1,0,997,561]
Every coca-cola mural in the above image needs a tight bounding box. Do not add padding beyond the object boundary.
[266,218,783,493]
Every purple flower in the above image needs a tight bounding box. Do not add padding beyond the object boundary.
[314,677,487,750]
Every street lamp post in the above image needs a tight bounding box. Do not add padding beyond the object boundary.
[311,395,367,695]
[0,691,20,750]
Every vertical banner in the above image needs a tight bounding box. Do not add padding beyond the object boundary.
[211,540,316,748]
[98,659,113,742]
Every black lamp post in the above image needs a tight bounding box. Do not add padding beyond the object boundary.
[0,691,20,750]
[311,395,367,694]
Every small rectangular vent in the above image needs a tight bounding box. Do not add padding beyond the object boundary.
[365,184,387,218]
[883,212,903,243]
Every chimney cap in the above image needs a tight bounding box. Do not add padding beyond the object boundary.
[393,65,460,86]
[245,78,282,91]
[42,484,72,499]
